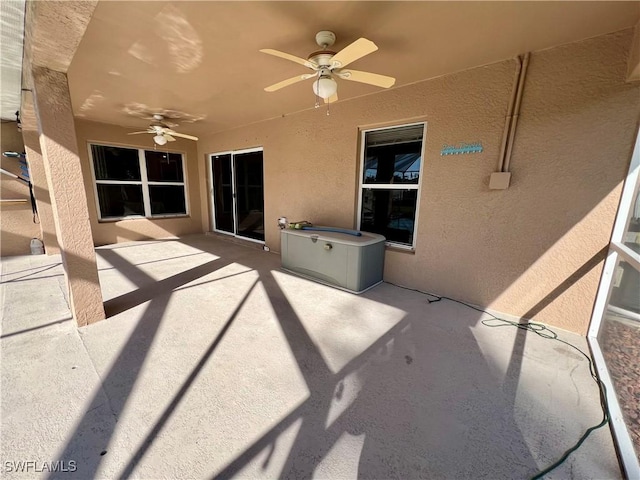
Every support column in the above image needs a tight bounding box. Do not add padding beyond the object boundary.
[21,94,60,255]
[32,66,105,326]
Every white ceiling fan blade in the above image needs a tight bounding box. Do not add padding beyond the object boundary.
[164,134,176,142]
[330,38,378,69]
[128,131,152,135]
[337,69,396,88]
[165,131,199,141]
[324,93,338,104]
[260,49,317,69]
[264,73,316,92]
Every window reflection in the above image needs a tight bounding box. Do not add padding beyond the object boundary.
[363,143,422,185]
[149,185,186,215]
[92,145,140,181]
[97,184,144,218]
[360,189,418,245]
[145,151,184,182]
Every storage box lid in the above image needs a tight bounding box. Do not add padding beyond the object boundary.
[281,228,385,246]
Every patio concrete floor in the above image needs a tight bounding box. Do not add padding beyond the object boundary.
[0,234,621,479]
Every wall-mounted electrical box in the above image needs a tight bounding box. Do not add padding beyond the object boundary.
[489,172,512,190]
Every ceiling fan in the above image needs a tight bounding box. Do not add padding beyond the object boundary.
[261,31,396,103]
[128,114,199,145]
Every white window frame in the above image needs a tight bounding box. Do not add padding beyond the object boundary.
[356,122,427,250]
[88,142,189,221]
[207,147,265,245]
[587,127,640,478]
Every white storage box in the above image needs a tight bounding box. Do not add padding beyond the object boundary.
[280,228,385,293]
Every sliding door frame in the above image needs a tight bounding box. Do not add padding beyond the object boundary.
[208,147,265,244]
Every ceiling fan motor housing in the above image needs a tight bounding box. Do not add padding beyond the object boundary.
[308,52,337,67]
[260,31,396,100]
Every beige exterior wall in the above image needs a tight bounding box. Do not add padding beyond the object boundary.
[0,122,41,256]
[197,30,639,334]
[74,120,205,246]
[21,94,60,256]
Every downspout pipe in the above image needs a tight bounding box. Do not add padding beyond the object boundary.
[497,56,522,172]
[503,52,530,172]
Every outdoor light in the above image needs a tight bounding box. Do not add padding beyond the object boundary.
[153,134,168,146]
[312,76,338,99]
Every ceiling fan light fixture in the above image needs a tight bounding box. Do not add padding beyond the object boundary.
[312,76,338,99]
[153,134,168,146]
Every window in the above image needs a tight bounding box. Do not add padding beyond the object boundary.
[90,144,187,220]
[358,123,425,248]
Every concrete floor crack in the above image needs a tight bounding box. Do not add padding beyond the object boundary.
[77,329,119,423]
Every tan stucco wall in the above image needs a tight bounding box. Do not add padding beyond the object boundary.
[0,122,41,256]
[32,67,105,325]
[74,120,205,246]
[197,30,640,334]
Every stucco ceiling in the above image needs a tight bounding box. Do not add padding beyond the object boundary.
[66,1,639,136]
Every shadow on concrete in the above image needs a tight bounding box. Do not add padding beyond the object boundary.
[0,261,62,278]
[0,264,63,284]
[102,255,233,318]
[213,267,539,479]
[98,251,208,274]
[47,235,609,479]
[0,317,72,339]
[502,245,609,406]
[207,239,610,478]
[49,243,245,480]
[117,279,259,479]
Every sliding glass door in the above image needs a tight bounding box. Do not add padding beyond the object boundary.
[234,150,265,241]
[210,148,264,242]
[211,153,234,234]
